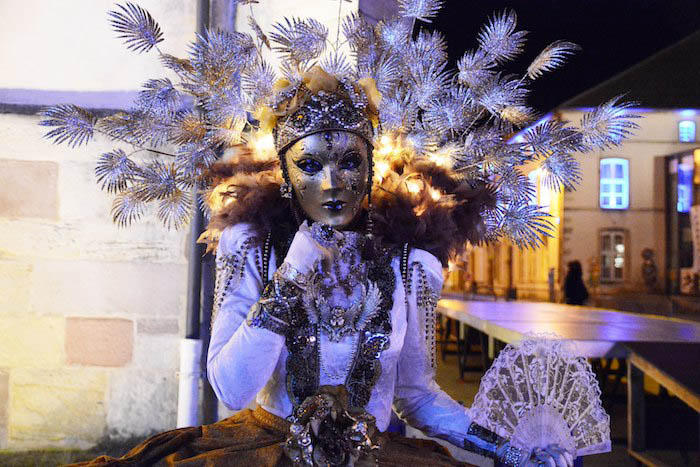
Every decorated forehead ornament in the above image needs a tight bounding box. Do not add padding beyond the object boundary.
[273,78,375,154]
[39,0,639,249]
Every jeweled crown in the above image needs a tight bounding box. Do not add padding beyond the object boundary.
[274,89,374,153]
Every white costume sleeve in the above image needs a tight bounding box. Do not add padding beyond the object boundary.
[206,224,285,410]
[207,224,323,411]
[393,249,498,455]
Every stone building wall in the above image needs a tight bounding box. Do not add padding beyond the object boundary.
[463,108,700,304]
[0,113,189,449]
[0,0,195,450]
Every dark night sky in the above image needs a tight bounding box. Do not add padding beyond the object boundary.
[425,0,700,111]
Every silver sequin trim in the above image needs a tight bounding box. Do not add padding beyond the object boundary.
[408,261,440,369]
[211,237,258,328]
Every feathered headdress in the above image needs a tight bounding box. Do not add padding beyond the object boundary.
[39,0,639,262]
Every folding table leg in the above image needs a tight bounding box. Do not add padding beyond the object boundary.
[457,322,465,379]
[627,361,646,456]
[440,316,451,362]
[598,359,611,404]
[607,358,626,413]
[479,331,491,371]
[464,325,480,379]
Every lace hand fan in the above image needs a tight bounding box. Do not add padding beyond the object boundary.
[468,335,611,457]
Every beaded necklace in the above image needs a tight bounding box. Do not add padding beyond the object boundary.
[270,233,395,410]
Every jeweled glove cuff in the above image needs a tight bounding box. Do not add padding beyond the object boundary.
[276,262,310,288]
[247,299,291,335]
[464,423,526,466]
[247,265,309,335]
[497,443,526,466]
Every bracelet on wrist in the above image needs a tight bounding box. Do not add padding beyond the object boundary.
[463,423,526,466]
[276,262,310,287]
[498,443,526,466]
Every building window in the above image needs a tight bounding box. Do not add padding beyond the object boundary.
[600,158,629,210]
[677,155,694,213]
[600,229,626,282]
[679,120,696,143]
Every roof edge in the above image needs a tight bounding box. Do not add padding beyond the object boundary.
[556,29,700,110]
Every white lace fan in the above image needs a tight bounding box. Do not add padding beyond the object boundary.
[468,335,611,457]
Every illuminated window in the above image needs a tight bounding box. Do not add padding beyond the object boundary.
[679,120,696,143]
[600,229,626,282]
[677,155,693,213]
[600,158,629,209]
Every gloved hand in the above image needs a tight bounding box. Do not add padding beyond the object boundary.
[522,444,574,467]
[283,221,344,275]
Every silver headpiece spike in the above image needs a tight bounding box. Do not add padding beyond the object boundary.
[38,0,640,249]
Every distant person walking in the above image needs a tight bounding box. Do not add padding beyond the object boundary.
[564,260,589,305]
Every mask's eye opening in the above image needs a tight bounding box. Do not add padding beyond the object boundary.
[339,152,362,170]
[295,158,323,174]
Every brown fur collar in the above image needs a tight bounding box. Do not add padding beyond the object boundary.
[199,146,495,265]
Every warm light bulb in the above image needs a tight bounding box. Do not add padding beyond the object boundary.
[375,160,390,179]
[428,187,442,201]
[428,152,449,167]
[251,132,275,158]
[406,179,421,194]
[377,134,395,157]
[427,144,457,168]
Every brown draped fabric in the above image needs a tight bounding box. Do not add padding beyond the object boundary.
[68,406,473,467]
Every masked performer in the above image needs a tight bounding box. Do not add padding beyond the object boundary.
[73,73,571,467]
[42,2,636,465]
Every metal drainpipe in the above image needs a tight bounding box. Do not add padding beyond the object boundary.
[177,0,210,429]
[200,252,218,424]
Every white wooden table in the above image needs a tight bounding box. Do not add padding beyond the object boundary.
[437,299,700,358]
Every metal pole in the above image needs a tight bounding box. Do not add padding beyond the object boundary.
[185,211,204,339]
[200,255,217,423]
[177,0,210,428]
[198,0,238,425]
[184,0,210,341]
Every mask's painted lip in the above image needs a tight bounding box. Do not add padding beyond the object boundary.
[322,200,346,211]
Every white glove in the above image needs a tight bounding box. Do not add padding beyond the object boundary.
[283,221,343,275]
[522,444,574,467]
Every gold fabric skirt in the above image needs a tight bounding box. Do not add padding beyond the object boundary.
[70,406,473,466]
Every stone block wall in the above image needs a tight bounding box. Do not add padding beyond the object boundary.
[0,114,187,449]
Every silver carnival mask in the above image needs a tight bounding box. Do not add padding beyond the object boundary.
[284,131,369,230]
